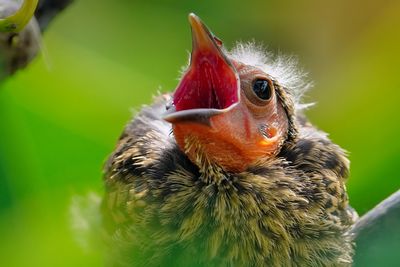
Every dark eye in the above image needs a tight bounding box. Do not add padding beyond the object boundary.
[253,79,272,100]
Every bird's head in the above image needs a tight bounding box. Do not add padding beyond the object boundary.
[164,14,300,172]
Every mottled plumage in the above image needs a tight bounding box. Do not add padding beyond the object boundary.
[102,15,357,267]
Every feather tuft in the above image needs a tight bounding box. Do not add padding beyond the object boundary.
[229,42,313,109]
[178,41,314,110]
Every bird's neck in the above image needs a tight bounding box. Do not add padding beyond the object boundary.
[182,135,231,184]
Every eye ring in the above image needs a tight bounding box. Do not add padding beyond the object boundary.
[244,78,274,106]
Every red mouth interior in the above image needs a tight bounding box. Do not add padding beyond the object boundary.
[173,51,239,112]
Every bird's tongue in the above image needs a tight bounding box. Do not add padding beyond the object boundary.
[172,14,239,113]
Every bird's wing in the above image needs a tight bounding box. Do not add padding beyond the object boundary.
[351,190,400,266]
[101,94,203,266]
[102,94,173,232]
[282,113,358,228]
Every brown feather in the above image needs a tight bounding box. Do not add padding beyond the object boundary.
[102,94,356,267]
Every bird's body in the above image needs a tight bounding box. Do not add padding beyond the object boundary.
[103,96,356,266]
[102,14,357,267]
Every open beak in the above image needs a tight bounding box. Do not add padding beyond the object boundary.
[163,13,240,125]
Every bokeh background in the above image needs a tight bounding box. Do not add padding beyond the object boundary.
[0,0,399,266]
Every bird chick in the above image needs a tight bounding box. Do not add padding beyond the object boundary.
[102,14,357,267]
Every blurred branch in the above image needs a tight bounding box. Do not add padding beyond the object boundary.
[351,190,400,266]
[351,190,400,236]
[35,0,74,31]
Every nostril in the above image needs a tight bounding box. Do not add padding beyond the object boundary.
[265,127,277,138]
[260,124,277,139]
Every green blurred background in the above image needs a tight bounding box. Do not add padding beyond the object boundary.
[0,0,399,266]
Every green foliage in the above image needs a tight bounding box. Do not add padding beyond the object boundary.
[0,0,399,266]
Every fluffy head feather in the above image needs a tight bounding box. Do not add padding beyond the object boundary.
[229,42,312,106]
[179,41,314,111]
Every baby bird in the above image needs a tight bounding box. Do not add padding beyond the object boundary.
[102,14,357,267]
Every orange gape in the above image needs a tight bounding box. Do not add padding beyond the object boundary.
[172,91,288,172]
[165,14,288,172]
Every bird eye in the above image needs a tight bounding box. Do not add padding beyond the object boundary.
[252,79,272,101]
[243,77,275,107]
